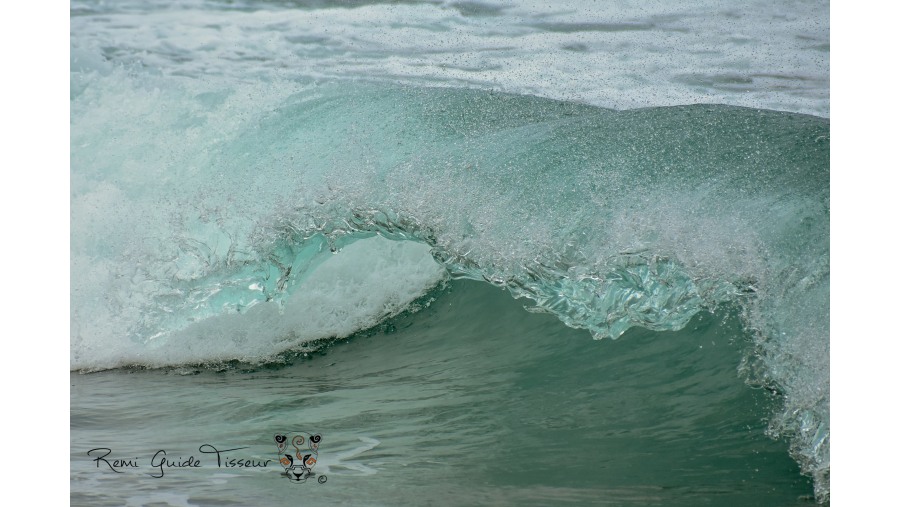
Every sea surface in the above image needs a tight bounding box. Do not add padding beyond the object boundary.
[70,1,830,505]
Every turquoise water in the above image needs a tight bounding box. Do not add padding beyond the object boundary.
[72,280,816,506]
[71,1,829,504]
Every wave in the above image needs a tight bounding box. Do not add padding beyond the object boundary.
[71,64,829,500]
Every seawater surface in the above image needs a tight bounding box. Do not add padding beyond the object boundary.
[72,280,816,506]
[71,1,829,505]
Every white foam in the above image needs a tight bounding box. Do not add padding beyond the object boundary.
[71,236,445,370]
[70,0,829,116]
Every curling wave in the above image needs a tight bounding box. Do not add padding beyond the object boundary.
[71,65,829,500]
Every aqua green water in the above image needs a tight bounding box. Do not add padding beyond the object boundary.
[71,2,829,503]
[72,280,815,506]
[72,79,830,502]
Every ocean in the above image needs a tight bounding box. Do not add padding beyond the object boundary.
[70,1,830,505]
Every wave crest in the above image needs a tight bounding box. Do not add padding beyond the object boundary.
[71,71,829,500]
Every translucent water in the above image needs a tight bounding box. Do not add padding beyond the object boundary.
[71,0,829,503]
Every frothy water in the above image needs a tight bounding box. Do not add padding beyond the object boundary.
[71,0,829,503]
[71,0,829,116]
